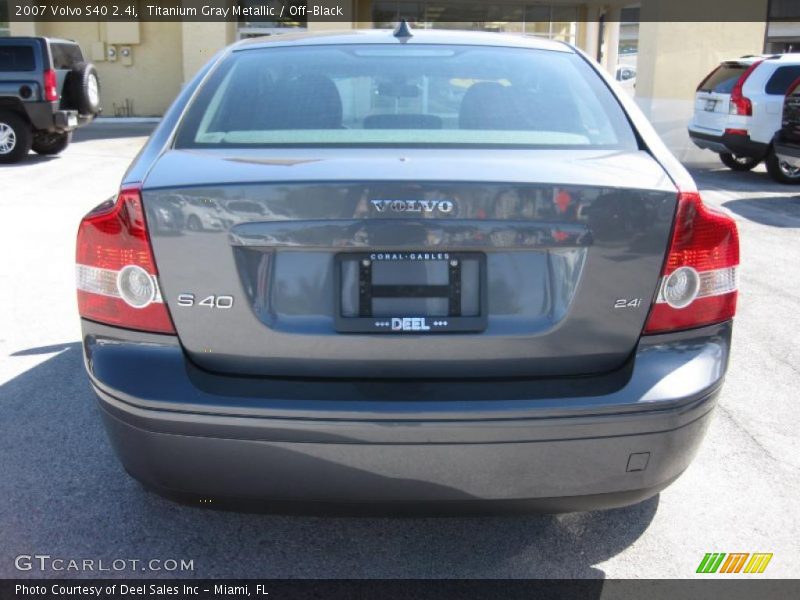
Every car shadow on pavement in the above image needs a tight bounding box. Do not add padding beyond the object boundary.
[687,165,793,193]
[4,154,59,168]
[0,343,658,580]
[722,196,800,227]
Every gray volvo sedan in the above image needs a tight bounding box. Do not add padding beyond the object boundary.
[76,28,739,511]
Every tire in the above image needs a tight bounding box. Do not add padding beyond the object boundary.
[0,111,33,164]
[766,148,800,184]
[186,215,203,232]
[66,62,101,116]
[32,131,72,155]
[719,152,760,172]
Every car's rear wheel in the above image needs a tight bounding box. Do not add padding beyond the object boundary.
[186,215,203,231]
[0,111,32,164]
[719,152,760,171]
[766,148,800,184]
[32,131,72,155]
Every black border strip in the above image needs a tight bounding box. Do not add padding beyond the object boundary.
[2,579,799,600]
[3,0,780,23]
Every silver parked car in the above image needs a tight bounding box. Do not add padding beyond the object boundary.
[76,28,739,511]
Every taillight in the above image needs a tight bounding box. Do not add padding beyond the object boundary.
[788,77,800,97]
[76,187,175,334]
[643,191,739,334]
[729,60,762,116]
[43,69,59,102]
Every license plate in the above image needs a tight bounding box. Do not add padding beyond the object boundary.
[705,99,717,112]
[334,251,487,333]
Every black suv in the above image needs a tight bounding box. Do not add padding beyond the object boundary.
[773,78,800,180]
[0,37,101,163]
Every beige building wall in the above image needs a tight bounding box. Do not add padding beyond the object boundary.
[181,22,236,82]
[8,20,36,36]
[636,21,767,103]
[12,20,185,116]
[96,21,184,116]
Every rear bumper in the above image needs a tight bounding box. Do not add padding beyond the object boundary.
[688,128,768,159]
[25,101,92,132]
[83,320,731,511]
[24,102,73,132]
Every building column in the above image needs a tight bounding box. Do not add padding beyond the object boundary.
[582,5,603,62]
[602,5,621,74]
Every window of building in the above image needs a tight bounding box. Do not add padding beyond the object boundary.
[770,0,800,20]
[0,0,10,37]
[766,0,800,52]
[372,1,578,42]
[236,0,308,40]
[619,6,639,57]
[765,40,800,53]
[527,5,579,42]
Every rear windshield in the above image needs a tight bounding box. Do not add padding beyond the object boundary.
[175,44,637,149]
[50,43,84,70]
[698,64,747,94]
[0,45,36,72]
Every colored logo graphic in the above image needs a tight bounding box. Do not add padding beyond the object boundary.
[696,553,773,574]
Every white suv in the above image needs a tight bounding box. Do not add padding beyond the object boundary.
[688,54,800,183]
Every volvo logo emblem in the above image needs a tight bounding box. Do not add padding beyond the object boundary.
[370,199,455,214]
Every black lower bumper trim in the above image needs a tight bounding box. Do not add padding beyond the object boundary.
[139,475,678,516]
[688,129,769,159]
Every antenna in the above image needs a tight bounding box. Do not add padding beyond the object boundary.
[393,19,413,40]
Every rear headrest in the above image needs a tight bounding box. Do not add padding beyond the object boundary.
[269,74,343,129]
[459,82,521,130]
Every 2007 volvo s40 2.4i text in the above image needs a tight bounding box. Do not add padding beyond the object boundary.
[76,28,738,512]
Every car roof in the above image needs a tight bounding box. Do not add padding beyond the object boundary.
[0,36,78,45]
[45,38,81,45]
[725,54,800,66]
[232,28,572,53]
[770,53,800,64]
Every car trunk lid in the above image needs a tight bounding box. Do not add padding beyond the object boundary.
[142,148,677,379]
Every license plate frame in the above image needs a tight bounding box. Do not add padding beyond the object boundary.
[334,251,487,334]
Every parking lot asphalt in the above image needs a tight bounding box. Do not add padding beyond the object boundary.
[0,122,798,579]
